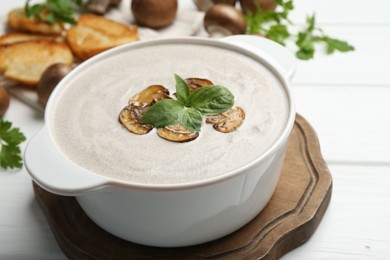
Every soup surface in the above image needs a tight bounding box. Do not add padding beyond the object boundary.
[50,41,290,184]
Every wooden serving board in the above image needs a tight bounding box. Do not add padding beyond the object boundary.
[33,114,332,259]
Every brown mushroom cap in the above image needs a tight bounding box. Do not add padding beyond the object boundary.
[193,0,237,12]
[0,86,10,117]
[239,0,277,13]
[204,4,247,37]
[37,63,73,107]
[131,0,178,29]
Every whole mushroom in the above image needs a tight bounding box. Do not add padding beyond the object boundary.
[193,0,237,12]
[131,0,178,29]
[0,86,10,117]
[37,63,73,107]
[239,0,277,13]
[204,4,247,38]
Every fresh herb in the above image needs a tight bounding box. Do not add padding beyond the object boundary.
[175,74,190,106]
[24,0,86,25]
[245,0,293,45]
[140,74,234,132]
[244,1,354,59]
[296,15,355,60]
[188,85,234,115]
[0,120,26,170]
[140,99,184,128]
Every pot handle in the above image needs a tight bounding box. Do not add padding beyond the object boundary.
[221,35,297,81]
[24,127,109,196]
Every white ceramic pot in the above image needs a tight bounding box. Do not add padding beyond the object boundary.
[25,36,296,247]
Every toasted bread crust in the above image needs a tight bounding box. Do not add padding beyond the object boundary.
[0,32,63,46]
[0,40,73,86]
[8,8,64,36]
[66,14,139,61]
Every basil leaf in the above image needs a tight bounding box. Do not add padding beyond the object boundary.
[188,85,234,115]
[175,74,190,106]
[140,99,184,128]
[179,108,203,132]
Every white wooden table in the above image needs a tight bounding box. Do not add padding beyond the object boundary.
[1,0,390,259]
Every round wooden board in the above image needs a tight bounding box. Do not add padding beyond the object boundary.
[33,114,332,259]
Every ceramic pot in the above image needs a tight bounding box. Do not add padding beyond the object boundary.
[25,35,296,247]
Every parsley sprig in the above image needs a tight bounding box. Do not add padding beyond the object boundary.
[140,74,234,132]
[245,0,294,45]
[296,15,355,60]
[0,120,26,170]
[24,0,86,25]
[245,0,354,60]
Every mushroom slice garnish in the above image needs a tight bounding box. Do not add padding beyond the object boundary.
[157,124,199,143]
[206,106,245,133]
[185,78,214,92]
[129,85,170,106]
[119,105,153,135]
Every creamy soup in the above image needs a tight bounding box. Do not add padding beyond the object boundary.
[50,41,290,184]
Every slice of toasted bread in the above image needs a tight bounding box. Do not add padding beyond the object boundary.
[0,40,73,86]
[66,14,139,61]
[0,32,63,46]
[8,8,64,36]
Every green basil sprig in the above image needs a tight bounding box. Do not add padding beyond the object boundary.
[140,74,234,132]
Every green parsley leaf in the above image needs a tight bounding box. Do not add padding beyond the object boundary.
[295,31,315,60]
[174,74,190,106]
[244,2,354,60]
[188,85,234,116]
[0,120,26,170]
[179,108,203,132]
[25,2,45,20]
[140,99,183,128]
[323,37,355,54]
[24,0,86,25]
[244,0,292,46]
[267,24,290,45]
[295,14,355,59]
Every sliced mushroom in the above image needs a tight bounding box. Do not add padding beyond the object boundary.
[206,106,245,133]
[157,124,199,142]
[185,78,214,92]
[129,85,170,106]
[119,105,153,135]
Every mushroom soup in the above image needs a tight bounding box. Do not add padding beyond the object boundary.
[50,42,289,184]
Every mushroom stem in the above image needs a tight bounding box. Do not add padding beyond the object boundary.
[207,25,234,38]
[87,0,111,15]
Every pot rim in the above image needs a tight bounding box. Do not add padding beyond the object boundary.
[43,36,295,192]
